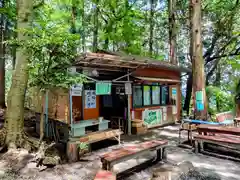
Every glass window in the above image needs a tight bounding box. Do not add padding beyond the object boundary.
[143,85,151,106]
[161,86,169,105]
[152,86,160,105]
[133,85,143,107]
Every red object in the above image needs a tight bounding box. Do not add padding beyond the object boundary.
[94,170,116,180]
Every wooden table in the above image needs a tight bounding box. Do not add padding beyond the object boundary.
[234,117,240,127]
[197,124,240,136]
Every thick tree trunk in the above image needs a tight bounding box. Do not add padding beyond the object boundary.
[168,0,177,64]
[0,0,6,108]
[92,0,99,52]
[149,0,155,56]
[190,0,207,120]
[183,73,192,115]
[4,0,33,147]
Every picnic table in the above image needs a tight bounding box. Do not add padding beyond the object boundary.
[178,119,233,146]
[197,124,240,136]
[234,117,240,127]
[194,124,240,161]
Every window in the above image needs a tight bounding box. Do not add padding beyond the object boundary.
[152,86,160,105]
[143,85,151,105]
[133,85,143,107]
[161,86,169,105]
[133,84,169,108]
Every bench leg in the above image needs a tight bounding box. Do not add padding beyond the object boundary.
[199,140,204,152]
[162,147,167,161]
[178,130,181,144]
[102,161,108,170]
[156,149,162,161]
[195,140,198,154]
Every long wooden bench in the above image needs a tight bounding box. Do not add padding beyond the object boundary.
[194,134,240,161]
[100,140,168,171]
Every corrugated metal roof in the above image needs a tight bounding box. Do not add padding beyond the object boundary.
[75,50,191,73]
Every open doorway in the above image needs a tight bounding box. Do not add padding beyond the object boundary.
[99,84,127,132]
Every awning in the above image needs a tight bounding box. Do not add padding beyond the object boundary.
[134,76,180,84]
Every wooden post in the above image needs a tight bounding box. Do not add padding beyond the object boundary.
[69,89,73,134]
[67,141,79,162]
[45,90,49,137]
[127,74,131,135]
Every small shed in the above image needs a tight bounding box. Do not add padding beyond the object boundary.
[27,50,190,143]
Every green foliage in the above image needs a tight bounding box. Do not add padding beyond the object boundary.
[206,86,234,114]
[8,2,86,90]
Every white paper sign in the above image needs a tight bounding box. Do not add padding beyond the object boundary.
[71,84,83,96]
[125,83,132,95]
[85,90,96,109]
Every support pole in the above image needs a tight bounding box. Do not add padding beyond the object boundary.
[127,74,131,135]
[45,90,49,137]
[69,89,73,136]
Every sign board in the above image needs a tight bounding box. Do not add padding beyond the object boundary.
[125,83,132,95]
[68,66,76,74]
[85,90,96,109]
[71,84,83,96]
[142,109,162,126]
[96,82,112,95]
[196,90,204,111]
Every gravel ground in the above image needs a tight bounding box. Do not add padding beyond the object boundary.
[1,125,240,180]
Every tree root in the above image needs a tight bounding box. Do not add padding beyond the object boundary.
[0,128,61,168]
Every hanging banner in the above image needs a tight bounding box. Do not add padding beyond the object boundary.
[96,82,112,95]
[85,90,96,109]
[71,84,83,96]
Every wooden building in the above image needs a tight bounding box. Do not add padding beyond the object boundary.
[27,50,190,145]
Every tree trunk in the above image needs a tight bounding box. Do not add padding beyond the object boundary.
[92,0,99,52]
[80,0,85,52]
[168,0,177,64]
[71,0,77,34]
[214,64,221,112]
[4,0,33,147]
[183,73,192,116]
[190,0,207,120]
[149,0,155,56]
[0,0,6,108]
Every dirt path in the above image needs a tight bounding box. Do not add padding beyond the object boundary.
[1,125,240,180]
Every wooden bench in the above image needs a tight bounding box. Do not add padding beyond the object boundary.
[67,129,123,162]
[100,140,168,171]
[194,124,240,161]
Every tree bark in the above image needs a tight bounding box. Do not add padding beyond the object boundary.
[214,64,221,112]
[80,0,85,52]
[190,0,207,120]
[92,0,99,52]
[168,0,177,64]
[183,73,192,115]
[0,0,6,108]
[4,0,33,147]
[149,0,155,56]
